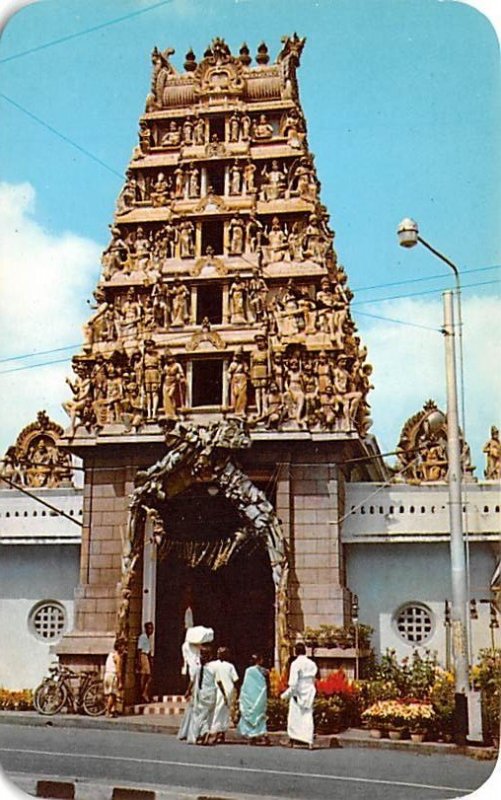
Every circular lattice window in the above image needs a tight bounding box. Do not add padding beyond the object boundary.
[394,603,434,645]
[29,601,67,642]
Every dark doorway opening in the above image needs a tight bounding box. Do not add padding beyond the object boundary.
[191,358,224,406]
[196,285,223,324]
[209,116,225,142]
[205,165,225,196]
[201,221,224,255]
[154,487,275,694]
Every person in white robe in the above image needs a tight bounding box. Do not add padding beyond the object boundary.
[178,644,218,745]
[178,628,214,744]
[281,643,318,748]
[210,647,239,743]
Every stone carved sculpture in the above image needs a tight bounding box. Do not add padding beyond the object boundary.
[228,214,245,255]
[161,350,186,420]
[0,411,73,488]
[252,113,274,140]
[483,426,501,480]
[145,47,176,111]
[229,276,247,324]
[260,160,286,201]
[227,349,249,417]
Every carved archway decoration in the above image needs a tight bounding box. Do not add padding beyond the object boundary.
[119,418,290,667]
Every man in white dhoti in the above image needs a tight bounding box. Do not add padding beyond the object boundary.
[210,647,239,743]
[281,643,318,749]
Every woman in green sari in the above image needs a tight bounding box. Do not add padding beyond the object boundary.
[238,653,270,744]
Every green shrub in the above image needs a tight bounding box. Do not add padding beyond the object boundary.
[266,696,288,731]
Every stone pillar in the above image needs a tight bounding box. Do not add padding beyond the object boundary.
[288,461,349,634]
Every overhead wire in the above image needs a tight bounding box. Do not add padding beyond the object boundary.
[0,0,175,65]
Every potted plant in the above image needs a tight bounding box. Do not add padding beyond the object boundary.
[405,702,436,742]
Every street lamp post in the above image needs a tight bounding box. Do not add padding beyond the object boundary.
[397,219,469,744]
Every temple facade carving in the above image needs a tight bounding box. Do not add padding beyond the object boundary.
[56,36,389,696]
[0,411,73,489]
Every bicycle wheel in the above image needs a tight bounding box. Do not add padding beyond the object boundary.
[36,680,67,715]
[82,680,105,716]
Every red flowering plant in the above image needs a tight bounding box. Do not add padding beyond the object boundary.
[315,669,360,728]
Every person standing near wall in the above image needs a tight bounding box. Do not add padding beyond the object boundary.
[210,646,239,744]
[281,642,318,749]
[104,639,124,717]
[137,621,154,703]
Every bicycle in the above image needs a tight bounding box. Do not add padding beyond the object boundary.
[34,662,105,716]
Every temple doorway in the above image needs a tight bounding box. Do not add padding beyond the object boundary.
[153,485,275,694]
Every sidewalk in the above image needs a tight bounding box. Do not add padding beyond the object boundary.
[0,710,498,759]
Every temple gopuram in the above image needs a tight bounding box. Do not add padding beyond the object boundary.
[54,35,414,697]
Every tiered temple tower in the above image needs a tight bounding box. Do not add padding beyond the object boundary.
[57,36,385,697]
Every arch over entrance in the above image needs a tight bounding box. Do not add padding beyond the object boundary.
[117,419,290,682]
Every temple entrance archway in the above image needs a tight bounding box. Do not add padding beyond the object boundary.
[153,484,275,693]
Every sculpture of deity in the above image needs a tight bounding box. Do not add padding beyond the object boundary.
[331,283,349,350]
[161,120,181,147]
[247,270,268,323]
[288,221,304,262]
[316,277,335,336]
[152,282,171,328]
[266,217,287,263]
[132,226,151,272]
[229,160,242,195]
[161,351,186,419]
[101,225,129,279]
[151,172,171,207]
[483,426,501,480]
[303,214,327,264]
[91,355,108,402]
[63,362,93,436]
[250,334,270,419]
[263,382,285,430]
[260,160,286,201]
[122,375,144,432]
[104,364,123,424]
[228,214,245,256]
[283,357,306,426]
[142,340,161,420]
[194,116,206,145]
[83,289,109,351]
[315,350,333,392]
[187,163,200,198]
[317,384,339,430]
[241,113,252,141]
[227,349,249,417]
[182,116,194,144]
[293,157,317,201]
[246,214,262,253]
[170,279,190,326]
[178,220,195,259]
[253,113,274,140]
[173,166,186,199]
[139,120,152,153]
[271,351,284,393]
[281,108,305,149]
[229,112,240,142]
[116,172,137,215]
[162,220,178,258]
[229,276,247,324]
[279,280,300,337]
[298,287,317,334]
[243,159,257,195]
[117,287,142,339]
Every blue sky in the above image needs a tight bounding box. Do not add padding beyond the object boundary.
[0,0,499,473]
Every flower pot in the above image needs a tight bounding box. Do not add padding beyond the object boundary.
[369,728,383,739]
[388,729,403,740]
[410,732,425,743]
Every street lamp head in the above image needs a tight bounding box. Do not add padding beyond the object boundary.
[397,218,419,248]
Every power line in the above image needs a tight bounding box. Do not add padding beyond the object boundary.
[0,357,71,375]
[0,344,82,365]
[0,474,82,527]
[352,278,500,307]
[355,310,440,333]
[351,264,500,294]
[0,0,174,65]
[0,92,124,179]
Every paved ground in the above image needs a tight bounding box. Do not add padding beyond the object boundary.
[0,720,497,800]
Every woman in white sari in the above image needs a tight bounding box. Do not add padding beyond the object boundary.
[178,642,217,745]
[281,643,318,749]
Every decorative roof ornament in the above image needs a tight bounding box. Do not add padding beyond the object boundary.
[394,400,475,484]
[0,411,73,489]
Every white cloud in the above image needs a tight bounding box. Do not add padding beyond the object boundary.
[357,294,501,475]
[0,181,101,453]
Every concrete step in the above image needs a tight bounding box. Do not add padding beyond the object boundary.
[131,697,188,716]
